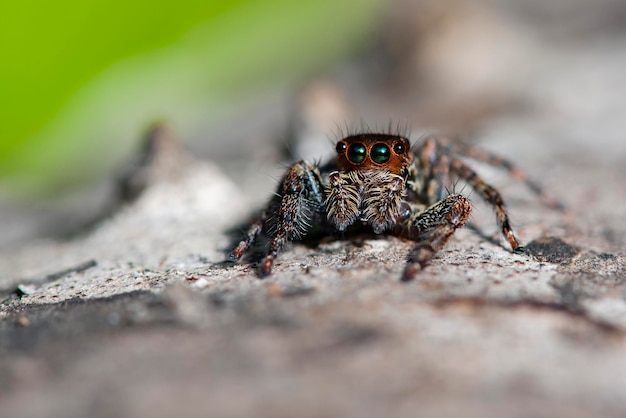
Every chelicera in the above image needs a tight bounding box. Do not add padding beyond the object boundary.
[230,133,561,281]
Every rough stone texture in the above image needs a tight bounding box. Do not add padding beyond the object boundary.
[2,2,626,417]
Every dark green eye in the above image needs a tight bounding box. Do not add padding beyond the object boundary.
[371,143,390,164]
[347,143,367,164]
[335,141,347,153]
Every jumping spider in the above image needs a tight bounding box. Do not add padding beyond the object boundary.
[230,133,561,281]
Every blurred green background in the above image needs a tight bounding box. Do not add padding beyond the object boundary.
[0,0,383,197]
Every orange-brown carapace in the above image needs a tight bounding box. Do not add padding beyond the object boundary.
[335,134,412,175]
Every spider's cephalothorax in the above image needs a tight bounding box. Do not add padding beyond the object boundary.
[230,133,561,281]
[325,134,412,234]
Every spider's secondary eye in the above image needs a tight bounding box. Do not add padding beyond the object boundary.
[336,141,347,154]
[393,142,406,154]
[347,143,367,164]
[371,143,390,164]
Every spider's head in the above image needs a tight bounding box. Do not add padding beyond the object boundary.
[335,133,412,174]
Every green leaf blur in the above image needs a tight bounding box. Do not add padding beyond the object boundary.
[0,0,382,196]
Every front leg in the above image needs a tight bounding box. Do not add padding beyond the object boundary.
[399,194,472,281]
[230,161,325,277]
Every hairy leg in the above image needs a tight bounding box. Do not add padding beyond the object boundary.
[230,161,325,276]
[411,136,453,202]
[361,171,407,234]
[430,135,565,211]
[325,171,362,232]
[449,157,523,252]
[400,194,472,281]
[412,136,536,253]
[230,217,264,262]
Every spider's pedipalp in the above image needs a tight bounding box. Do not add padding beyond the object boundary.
[324,171,362,231]
[325,170,408,234]
[361,172,407,234]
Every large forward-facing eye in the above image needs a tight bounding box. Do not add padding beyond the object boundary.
[371,143,390,164]
[347,143,367,164]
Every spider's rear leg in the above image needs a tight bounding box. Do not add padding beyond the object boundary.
[450,157,524,253]
[399,194,472,281]
[230,161,325,277]
[413,136,454,202]
[444,137,565,211]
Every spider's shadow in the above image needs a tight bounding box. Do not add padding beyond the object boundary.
[221,216,392,269]
[220,212,511,274]
[465,222,509,251]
